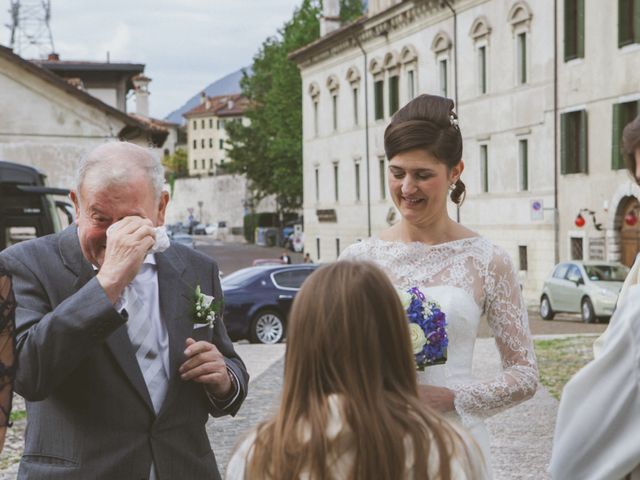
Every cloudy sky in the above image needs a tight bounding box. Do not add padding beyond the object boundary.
[0,0,302,118]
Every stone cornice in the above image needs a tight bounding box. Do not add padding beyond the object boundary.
[289,0,447,69]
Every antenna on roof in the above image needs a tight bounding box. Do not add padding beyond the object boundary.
[7,0,56,58]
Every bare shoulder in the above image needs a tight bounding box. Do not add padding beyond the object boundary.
[450,223,481,241]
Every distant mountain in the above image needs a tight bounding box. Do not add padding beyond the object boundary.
[165,66,252,125]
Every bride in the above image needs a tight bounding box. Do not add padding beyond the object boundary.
[339,94,538,475]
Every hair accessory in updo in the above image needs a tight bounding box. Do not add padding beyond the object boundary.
[449,114,459,128]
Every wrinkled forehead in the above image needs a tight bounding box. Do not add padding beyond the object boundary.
[78,170,155,206]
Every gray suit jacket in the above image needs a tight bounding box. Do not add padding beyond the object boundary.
[0,225,249,480]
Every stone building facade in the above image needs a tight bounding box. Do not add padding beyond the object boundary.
[184,94,249,176]
[0,46,167,190]
[291,0,640,303]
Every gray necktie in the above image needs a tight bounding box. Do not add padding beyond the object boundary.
[124,271,168,414]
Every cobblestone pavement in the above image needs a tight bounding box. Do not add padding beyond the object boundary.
[0,339,559,479]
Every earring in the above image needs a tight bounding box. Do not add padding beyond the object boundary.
[449,183,456,191]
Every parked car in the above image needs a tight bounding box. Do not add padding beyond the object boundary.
[540,261,629,323]
[221,264,318,344]
[171,233,195,249]
[251,258,285,266]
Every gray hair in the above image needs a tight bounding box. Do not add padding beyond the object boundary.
[76,141,165,202]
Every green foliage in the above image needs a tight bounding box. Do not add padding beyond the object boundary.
[163,148,188,178]
[534,336,595,399]
[226,0,362,217]
[340,0,364,21]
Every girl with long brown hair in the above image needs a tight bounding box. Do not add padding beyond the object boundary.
[226,261,486,479]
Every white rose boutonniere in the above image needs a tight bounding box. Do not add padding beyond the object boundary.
[192,285,223,329]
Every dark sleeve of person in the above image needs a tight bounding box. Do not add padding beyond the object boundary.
[206,261,249,417]
[1,251,126,401]
[0,270,16,427]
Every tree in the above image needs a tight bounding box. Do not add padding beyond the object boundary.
[225,0,364,219]
[162,148,188,198]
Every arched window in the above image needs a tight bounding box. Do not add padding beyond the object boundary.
[308,82,321,137]
[369,57,385,120]
[346,67,361,126]
[508,1,533,85]
[469,16,492,95]
[326,75,340,131]
[431,32,452,98]
[400,45,419,101]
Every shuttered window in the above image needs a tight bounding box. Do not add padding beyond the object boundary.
[561,110,588,174]
[374,80,384,120]
[389,75,399,115]
[480,145,489,192]
[612,101,639,169]
[619,0,640,47]
[564,0,585,61]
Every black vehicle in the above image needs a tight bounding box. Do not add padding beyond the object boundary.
[0,161,71,251]
[221,264,318,344]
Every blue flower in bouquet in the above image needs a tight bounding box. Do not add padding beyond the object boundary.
[400,287,448,370]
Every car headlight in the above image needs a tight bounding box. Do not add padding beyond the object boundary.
[597,288,617,298]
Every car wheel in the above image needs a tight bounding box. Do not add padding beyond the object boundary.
[581,297,596,323]
[540,295,555,320]
[250,310,285,344]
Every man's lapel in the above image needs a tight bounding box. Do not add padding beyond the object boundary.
[59,225,155,413]
[155,247,195,416]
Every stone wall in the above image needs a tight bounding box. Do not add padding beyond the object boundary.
[164,174,276,233]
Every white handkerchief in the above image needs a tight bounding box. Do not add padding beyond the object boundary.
[150,226,170,253]
[105,222,170,253]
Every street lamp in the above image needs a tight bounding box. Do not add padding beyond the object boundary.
[574,209,602,230]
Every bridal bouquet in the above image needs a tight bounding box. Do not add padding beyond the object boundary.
[397,287,448,370]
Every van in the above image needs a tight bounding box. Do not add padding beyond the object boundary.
[0,160,72,251]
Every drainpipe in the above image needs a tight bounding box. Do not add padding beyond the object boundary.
[354,34,372,237]
[553,0,559,264]
[442,0,460,223]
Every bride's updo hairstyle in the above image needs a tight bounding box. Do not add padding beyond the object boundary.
[384,94,466,205]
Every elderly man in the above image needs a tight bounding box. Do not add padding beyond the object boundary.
[0,142,249,479]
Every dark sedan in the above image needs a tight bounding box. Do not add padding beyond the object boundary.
[221,264,318,344]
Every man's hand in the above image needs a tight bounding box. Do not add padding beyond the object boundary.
[96,216,155,304]
[179,338,233,399]
[418,384,456,413]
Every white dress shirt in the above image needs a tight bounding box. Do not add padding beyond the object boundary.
[115,254,240,408]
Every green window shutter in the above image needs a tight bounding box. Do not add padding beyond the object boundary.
[577,0,585,58]
[620,0,631,47]
[612,103,623,169]
[561,113,568,174]
[374,80,384,120]
[579,110,588,173]
[634,0,640,42]
[389,76,399,115]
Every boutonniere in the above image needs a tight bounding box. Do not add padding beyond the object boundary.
[192,285,223,329]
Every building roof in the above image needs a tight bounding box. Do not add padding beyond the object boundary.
[165,67,252,124]
[32,54,145,94]
[31,58,145,74]
[288,1,423,65]
[0,45,166,147]
[183,93,249,119]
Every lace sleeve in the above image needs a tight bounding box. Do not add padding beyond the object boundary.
[0,269,17,428]
[452,245,538,420]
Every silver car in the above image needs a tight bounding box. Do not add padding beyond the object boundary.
[540,261,629,323]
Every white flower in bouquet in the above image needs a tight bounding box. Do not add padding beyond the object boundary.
[408,323,427,354]
[396,289,413,309]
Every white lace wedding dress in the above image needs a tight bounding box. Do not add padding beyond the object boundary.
[339,237,538,474]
